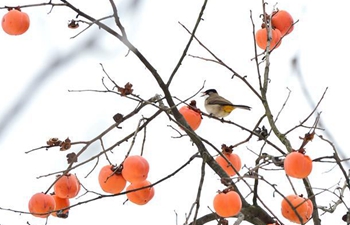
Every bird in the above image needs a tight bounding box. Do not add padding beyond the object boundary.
[201,89,251,118]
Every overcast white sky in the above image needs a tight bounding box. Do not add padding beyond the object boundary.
[0,0,349,225]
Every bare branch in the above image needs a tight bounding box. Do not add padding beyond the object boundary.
[166,0,209,87]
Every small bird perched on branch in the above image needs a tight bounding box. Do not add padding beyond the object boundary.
[201,89,251,118]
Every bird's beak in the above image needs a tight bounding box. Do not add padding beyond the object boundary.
[200,92,207,97]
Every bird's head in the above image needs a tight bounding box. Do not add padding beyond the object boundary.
[201,89,218,97]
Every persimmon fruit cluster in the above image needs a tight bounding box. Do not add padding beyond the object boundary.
[98,155,155,205]
[2,8,30,35]
[28,173,80,219]
[255,9,294,50]
[281,194,313,224]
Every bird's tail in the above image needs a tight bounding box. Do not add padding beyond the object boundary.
[233,105,251,110]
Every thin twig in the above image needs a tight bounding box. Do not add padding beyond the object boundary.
[100,138,113,164]
[36,109,162,179]
[124,117,146,158]
[286,174,298,195]
[140,121,147,156]
[274,87,291,124]
[70,15,114,39]
[249,10,263,89]
[84,157,99,178]
[0,2,66,10]
[166,0,209,87]
[179,22,262,101]
[318,135,350,190]
[284,87,328,135]
[192,159,206,225]
[108,0,127,37]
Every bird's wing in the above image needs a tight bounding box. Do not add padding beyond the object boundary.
[207,98,251,110]
[207,97,233,106]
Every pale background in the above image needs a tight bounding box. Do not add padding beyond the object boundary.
[0,0,349,224]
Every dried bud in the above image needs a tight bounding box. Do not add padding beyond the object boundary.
[68,20,79,29]
[57,210,69,219]
[255,125,269,141]
[188,100,202,115]
[60,138,71,151]
[47,138,62,146]
[66,152,77,164]
[221,144,233,154]
[118,82,133,96]
[113,113,124,123]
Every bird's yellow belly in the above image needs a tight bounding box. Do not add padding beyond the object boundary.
[222,105,234,113]
[205,105,234,118]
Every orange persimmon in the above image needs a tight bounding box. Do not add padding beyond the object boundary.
[51,194,70,218]
[272,10,294,36]
[2,8,30,35]
[126,180,155,205]
[284,151,313,179]
[122,155,149,183]
[281,194,313,224]
[215,153,241,176]
[54,173,80,199]
[179,101,202,131]
[28,193,55,218]
[213,190,242,217]
[98,165,126,194]
[255,28,282,50]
